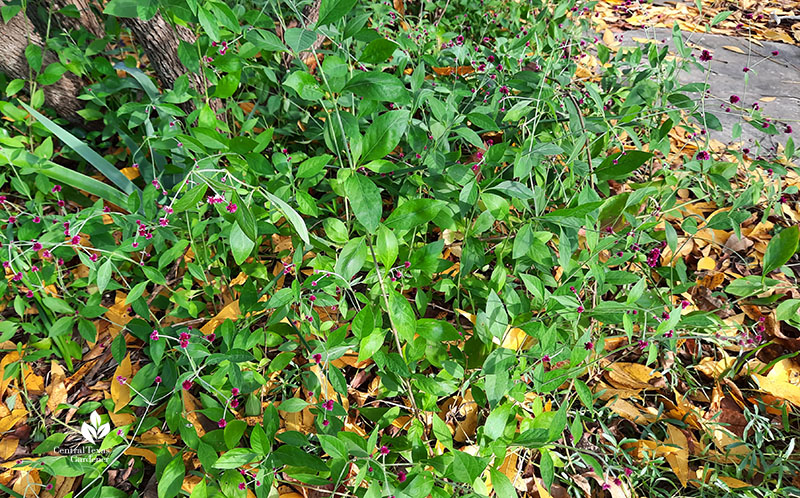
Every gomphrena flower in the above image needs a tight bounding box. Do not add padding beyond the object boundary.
[699,49,712,62]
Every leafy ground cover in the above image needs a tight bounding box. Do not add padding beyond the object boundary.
[1,0,800,497]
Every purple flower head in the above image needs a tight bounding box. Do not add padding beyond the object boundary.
[699,49,712,62]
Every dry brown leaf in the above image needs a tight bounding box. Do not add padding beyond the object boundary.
[0,438,18,460]
[200,299,241,336]
[697,256,716,271]
[722,45,746,54]
[719,476,751,488]
[0,409,28,433]
[751,358,800,406]
[695,356,735,379]
[183,390,207,437]
[0,352,21,396]
[432,66,475,76]
[12,470,40,498]
[46,361,67,414]
[124,447,157,464]
[664,424,690,487]
[606,398,658,425]
[605,362,662,390]
[111,353,132,413]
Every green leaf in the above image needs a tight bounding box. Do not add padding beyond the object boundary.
[388,289,416,343]
[5,79,25,97]
[284,71,324,101]
[28,161,129,208]
[488,180,535,200]
[432,414,453,450]
[230,223,255,265]
[265,192,310,245]
[224,420,247,450]
[142,266,166,286]
[763,226,799,276]
[197,7,220,41]
[358,330,384,362]
[318,0,358,26]
[34,433,67,454]
[21,103,140,197]
[214,71,240,98]
[113,63,160,102]
[540,449,554,490]
[96,259,113,294]
[335,237,367,282]
[376,224,398,268]
[360,38,397,64]
[284,28,318,53]
[297,154,332,178]
[246,28,287,52]
[595,151,653,181]
[318,434,348,460]
[173,183,208,213]
[484,403,511,441]
[467,112,499,131]
[158,455,185,498]
[710,10,733,26]
[777,299,800,322]
[43,296,74,314]
[345,174,381,233]
[384,198,441,229]
[213,448,258,469]
[361,110,409,162]
[25,45,42,73]
[489,468,518,498]
[344,72,409,104]
[278,398,309,413]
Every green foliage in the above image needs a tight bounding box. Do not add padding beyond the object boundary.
[1,0,798,497]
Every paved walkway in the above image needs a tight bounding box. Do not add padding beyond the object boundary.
[620,27,800,158]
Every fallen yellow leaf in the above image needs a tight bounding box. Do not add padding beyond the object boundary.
[111,354,132,413]
[46,361,67,414]
[0,438,18,460]
[697,256,716,271]
[722,45,745,54]
[664,423,690,487]
[605,362,662,390]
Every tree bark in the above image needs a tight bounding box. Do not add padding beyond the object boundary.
[26,0,105,40]
[0,3,85,123]
[122,16,222,115]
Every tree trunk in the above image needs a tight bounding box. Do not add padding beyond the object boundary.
[26,0,104,40]
[0,3,85,123]
[122,16,222,115]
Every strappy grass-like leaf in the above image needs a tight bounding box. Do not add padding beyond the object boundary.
[20,102,140,196]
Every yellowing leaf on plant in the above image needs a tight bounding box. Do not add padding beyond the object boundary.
[111,353,132,413]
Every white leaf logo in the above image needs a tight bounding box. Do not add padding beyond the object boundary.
[80,411,110,444]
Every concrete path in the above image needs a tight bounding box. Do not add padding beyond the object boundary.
[619,27,800,158]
